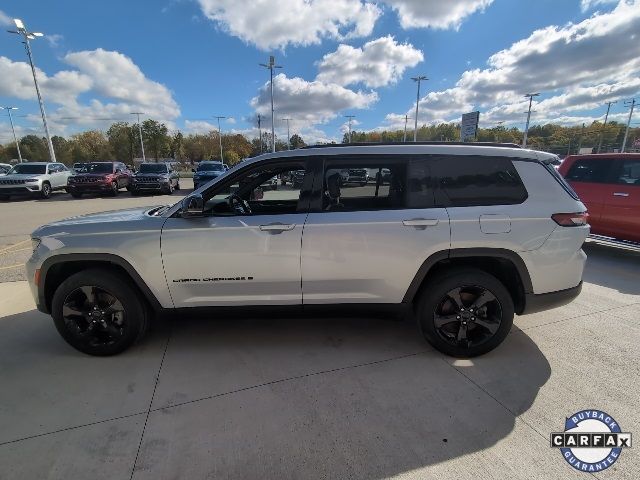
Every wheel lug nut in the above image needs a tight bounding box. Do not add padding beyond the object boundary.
[456,316,460,319]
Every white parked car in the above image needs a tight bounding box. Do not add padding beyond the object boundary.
[0,162,71,200]
[27,143,588,357]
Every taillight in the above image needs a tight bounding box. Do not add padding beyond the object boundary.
[552,212,589,227]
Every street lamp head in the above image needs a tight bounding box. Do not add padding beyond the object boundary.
[32,32,44,37]
[14,19,25,30]
[411,76,428,82]
[524,92,540,98]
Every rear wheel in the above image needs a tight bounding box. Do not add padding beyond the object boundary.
[416,269,514,357]
[40,182,52,199]
[51,269,149,356]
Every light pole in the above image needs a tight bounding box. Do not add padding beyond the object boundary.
[1,107,23,162]
[281,118,292,149]
[403,114,410,142]
[7,19,56,162]
[411,76,428,142]
[213,116,226,161]
[259,56,282,153]
[621,99,636,153]
[494,121,504,142]
[597,101,617,153]
[522,92,540,148]
[131,112,146,162]
[257,114,263,154]
[344,115,355,143]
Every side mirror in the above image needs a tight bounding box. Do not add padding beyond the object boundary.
[181,194,204,217]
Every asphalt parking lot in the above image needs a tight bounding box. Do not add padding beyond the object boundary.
[0,182,639,479]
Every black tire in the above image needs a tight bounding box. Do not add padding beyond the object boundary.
[164,182,174,195]
[51,268,150,356]
[175,181,180,191]
[416,268,514,357]
[70,192,82,198]
[272,184,278,191]
[109,181,119,196]
[40,182,52,199]
[0,194,9,201]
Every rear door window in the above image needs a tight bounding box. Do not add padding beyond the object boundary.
[565,159,612,183]
[432,156,528,207]
[614,160,640,185]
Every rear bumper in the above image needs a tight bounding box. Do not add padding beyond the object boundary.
[520,281,582,315]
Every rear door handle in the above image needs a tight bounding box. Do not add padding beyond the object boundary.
[259,223,296,233]
[613,192,629,197]
[402,218,439,227]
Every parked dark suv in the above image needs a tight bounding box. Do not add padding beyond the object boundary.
[131,163,180,195]
[67,162,132,197]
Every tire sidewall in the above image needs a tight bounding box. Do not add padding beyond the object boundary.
[51,269,147,356]
[417,269,514,357]
[41,182,52,199]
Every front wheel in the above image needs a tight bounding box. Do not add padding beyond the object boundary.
[109,181,119,196]
[51,269,149,356]
[175,181,180,191]
[40,182,52,199]
[416,269,514,357]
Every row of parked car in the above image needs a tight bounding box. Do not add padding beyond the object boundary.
[0,160,228,200]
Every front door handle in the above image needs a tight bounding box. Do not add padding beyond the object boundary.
[259,223,296,234]
[402,218,439,227]
[613,192,629,197]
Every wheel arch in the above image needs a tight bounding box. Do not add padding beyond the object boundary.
[39,254,162,314]
[403,248,532,315]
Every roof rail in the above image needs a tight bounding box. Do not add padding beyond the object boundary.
[302,141,522,149]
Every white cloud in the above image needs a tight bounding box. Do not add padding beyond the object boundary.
[580,0,618,12]
[316,36,423,88]
[382,0,493,29]
[0,9,12,26]
[196,0,380,50]
[45,34,64,48]
[384,0,640,128]
[0,49,180,138]
[251,73,378,128]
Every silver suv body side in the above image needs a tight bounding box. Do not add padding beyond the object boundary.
[0,162,71,197]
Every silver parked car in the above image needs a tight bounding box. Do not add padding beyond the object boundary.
[27,143,588,357]
[0,162,71,200]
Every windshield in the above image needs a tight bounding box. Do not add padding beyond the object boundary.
[8,164,47,175]
[86,163,114,174]
[197,163,224,172]
[139,164,168,173]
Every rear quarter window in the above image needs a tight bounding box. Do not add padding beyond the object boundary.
[433,156,528,207]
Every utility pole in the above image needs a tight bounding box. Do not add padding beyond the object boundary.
[281,118,292,150]
[494,121,504,142]
[577,123,586,152]
[257,114,263,154]
[131,112,146,162]
[522,93,540,148]
[403,114,409,142]
[344,115,355,143]
[259,56,282,153]
[411,76,428,142]
[621,99,636,153]
[213,116,226,162]
[597,101,617,153]
[7,19,56,162]
[1,107,23,162]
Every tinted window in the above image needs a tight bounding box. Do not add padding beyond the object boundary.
[87,163,114,173]
[322,162,407,212]
[615,160,640,185]
[139,164,168,173]
[197,163,225,172]
[8,164,47,175]
[566,159,610,183]
[434,156,528,207]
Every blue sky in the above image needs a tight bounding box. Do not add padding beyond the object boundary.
[1,0,638,144]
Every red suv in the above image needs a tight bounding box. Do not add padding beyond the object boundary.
[559,153,640,243]
[67,162,133,198]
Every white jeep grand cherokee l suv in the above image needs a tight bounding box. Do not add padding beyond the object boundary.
[26,143,588,357]
[0,162,71,200]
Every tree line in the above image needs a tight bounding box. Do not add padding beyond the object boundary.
[1,118,638,166]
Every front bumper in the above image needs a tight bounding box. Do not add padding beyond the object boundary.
[0,184,42,195]
[520,281,582,315]
[67,183,112,193]
[131,181,168,191]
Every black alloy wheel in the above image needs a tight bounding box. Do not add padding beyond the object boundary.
[61,286,126,349]
[51,269,149,355]
[110,181,119,196]
[417,269,514,357]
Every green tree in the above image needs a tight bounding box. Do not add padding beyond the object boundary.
[289,134,306,149]
[52,136,72,165]
[107,122,137,162]
[70,131,112,161]
[19,135,48,161]
[142,119,169,161]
